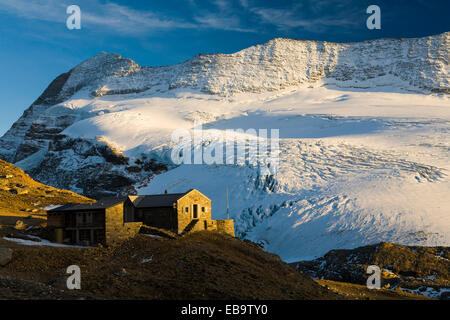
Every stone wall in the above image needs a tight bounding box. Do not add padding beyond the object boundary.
[205,220,217,232]
[216,219,235,237]
[190,219,209,233]
[105,203,142,245]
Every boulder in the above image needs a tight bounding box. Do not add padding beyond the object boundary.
[48,277,68,290]
[14,220,27,230]
[0,248,13,266]
[114,268,127,277]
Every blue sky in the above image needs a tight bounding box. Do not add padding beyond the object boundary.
[0,0,449,136]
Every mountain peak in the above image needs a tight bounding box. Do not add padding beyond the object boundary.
[27,32,449,106]
[63,52,140,94]
[0,32,448,163]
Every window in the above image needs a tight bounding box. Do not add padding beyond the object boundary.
[185,207,189,213]
[76,213,83,225]
[85,212,93,224]
[202,207,205,212]
[76,212,93,225]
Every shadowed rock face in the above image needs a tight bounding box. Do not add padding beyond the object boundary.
[28,137,134,198]
[23,136,169,199]
[0,33,448,197]
[0,71,73,163]
[33,71,73,106]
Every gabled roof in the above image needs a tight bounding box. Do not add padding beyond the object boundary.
[131,192,189,208]
[47,197,127,212]
[47,189,205,212]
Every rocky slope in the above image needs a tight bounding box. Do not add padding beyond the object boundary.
[293,242,450,300]
[0,231,433,300]
[0,159,91,215]
[0,232,339,300]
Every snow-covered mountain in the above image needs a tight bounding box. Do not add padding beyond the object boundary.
[0,33,449,261]
[1,33,448,164]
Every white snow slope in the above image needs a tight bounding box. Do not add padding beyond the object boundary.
[1,33,449,261]
[132,87,450,262]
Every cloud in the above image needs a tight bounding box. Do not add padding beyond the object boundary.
[251,7,357,31]
[241,0,360,32]
[0,0,360,36]
[193,0,256,33]
[0,0,248,35]
[0,0,66,22]
[194,14,255,33]
[81,2,196,34]
[213,0,229,11]
[239,0,249,8]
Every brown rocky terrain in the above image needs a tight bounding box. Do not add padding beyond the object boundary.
[314,279,433,300]
[0,232,339,300]
[293,242,450,300]
[0,232,434,300]
[0,158,92,217]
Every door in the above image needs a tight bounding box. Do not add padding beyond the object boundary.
[193,204,198,219]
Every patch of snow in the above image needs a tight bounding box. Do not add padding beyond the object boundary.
[3,237,91,248]
[41,205,63,211]
[15,148,48,171]
[402,286,450,299]
[144,234,163,239]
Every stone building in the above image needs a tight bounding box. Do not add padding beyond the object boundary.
[47,189,234,246]
[124,189,235,236]
[47,197,142,246]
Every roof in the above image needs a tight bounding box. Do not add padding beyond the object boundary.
[47,197,127,212]
[47,189,203,212]
[132,192,189,208]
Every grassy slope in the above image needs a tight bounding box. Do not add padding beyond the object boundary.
[0,159,92,217]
